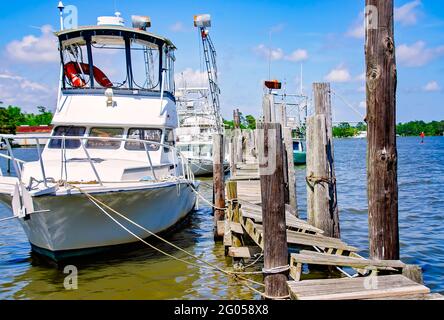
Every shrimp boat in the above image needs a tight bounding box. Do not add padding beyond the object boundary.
[0,12,197,260]
[174,15,226,176]
[176,88,228,176]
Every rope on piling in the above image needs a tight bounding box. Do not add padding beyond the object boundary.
[305,172,336,189]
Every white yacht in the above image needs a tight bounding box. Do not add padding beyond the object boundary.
[0,13,197,260]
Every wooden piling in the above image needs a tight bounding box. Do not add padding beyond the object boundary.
[306,83,340,238]
[283,127,298,216]
[365,0,399,260]
[212,134,225,240]
[258,122,289,299]
[233,109,241,129]
[229,139,236,177]
[226,181,244,269]
[235,129,243,165]
[262,94,275,123]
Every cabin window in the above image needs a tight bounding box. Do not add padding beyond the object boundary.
[293,141,300,151]
[48,126,86,149]
[86,128,123,150]
[125,128,162,151]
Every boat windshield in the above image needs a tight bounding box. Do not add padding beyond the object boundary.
[59,30,175,94]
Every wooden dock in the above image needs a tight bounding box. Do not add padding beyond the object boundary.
[222,164,443,300]
[213,51,442,299]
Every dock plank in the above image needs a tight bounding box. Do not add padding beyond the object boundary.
[287,275,430,300]
[291,251,405,269]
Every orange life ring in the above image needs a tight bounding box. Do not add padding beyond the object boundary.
[64,62,113,88]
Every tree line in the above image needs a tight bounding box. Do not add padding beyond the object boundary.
[333,121,444,138]
[1,104,443,138]
[0,104,53,134]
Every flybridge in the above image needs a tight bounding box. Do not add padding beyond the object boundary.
[55,8,175,96]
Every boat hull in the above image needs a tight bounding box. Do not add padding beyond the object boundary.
[15,182,196,260]
[293,151,307,165]
[189,159,229,177]
[190,159,214,176]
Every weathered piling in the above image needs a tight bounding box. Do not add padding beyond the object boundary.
[212,133,225,240]
[283,127,298,216]
[229,139,237,177]
[233,108,241,129]
[225,181,244,269]
[262,94,275,123]
[365,0,399,260]
[306,83,340,238]
[258,122,289,299]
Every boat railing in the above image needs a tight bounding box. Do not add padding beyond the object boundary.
[0,135,195,188]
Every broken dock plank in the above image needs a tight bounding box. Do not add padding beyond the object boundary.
[240,203,324,235]
[287,275,430,300]
[291,250,405,270]
[228,246,262,258]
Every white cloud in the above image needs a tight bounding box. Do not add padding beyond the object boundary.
[175,68,207,88]
[397,41,444,67]
[5,25,58,64]
[269,23,285,34]
[347,23,365,39]
[285,49,308,62]
[254,44,284,61]
[0,72,55,110]
[0,73,49,92]
[254,44,308,62]
[395,0,422,26]
[324,66,352,83]
[170,22,187,33]
[423,81,440,92]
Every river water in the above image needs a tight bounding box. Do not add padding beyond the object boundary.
[0,137,443,299]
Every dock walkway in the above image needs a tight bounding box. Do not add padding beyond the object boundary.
[224,165,443,300]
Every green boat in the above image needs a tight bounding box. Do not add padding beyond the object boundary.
[293,139,306,165]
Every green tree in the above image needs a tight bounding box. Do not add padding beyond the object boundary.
[356,122,367,132]
[245,115,256,130]
[0,105,53,134]
[333,122,357,138]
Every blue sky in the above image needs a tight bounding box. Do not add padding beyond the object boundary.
[0,0,443,123]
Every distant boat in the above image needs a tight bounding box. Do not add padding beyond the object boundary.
[354,131,367,139]
[293,138,306,165]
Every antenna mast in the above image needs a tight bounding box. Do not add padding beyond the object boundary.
[58,1,65,31]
